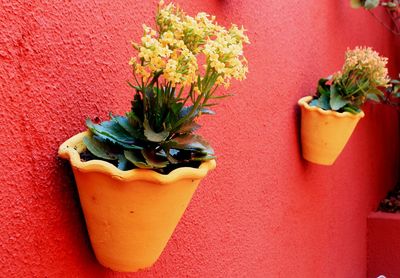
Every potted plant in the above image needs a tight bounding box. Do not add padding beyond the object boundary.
[298,46,389,165]
[58,1,249,272]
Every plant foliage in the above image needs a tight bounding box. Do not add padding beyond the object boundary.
[310,47,389,114]
[82,1,249,172]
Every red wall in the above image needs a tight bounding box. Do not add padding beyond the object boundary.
[1,1,399,277]
[368,212,400,277]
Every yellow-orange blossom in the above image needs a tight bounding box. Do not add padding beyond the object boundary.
[129,1,249,91]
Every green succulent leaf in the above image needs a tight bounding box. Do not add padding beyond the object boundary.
[126,111,142,127]
[143,119,169,142]
[192,154,216,161]
[141,149,169,168]
[368,87,384,96]
[317,77,331,96]
[364,0,379,9]
[200,108,216,115]
[366,93,380,102]
[124,150,153,169]
[117,155,129,170]
[330,85,349,111]
[309,99,318,107]
[86,119,133,144]
[317,94,331,110]
[179,105,193,118]
[86,119,143,150]
[112,115,143,139]
[394,85,400,95]
[170,134,214,155]
[83,135,119,160]
[165,149,180,164]
[178,122,201,134]
[343,105,361,114]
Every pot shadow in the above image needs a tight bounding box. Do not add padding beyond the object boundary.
[294,102,311,172]
[56,158,114,275]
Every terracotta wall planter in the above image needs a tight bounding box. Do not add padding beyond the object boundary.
[59,132,216,272]
[367,212,400,278]
[298,96,365,165]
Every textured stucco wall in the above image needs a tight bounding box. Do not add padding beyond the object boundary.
[368,212,400,278]
[0,0,399,277]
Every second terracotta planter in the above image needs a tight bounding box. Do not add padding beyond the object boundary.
[298,96,365,165]
[58,131,216,272]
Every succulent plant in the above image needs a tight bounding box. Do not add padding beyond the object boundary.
[82,1,249,172]
[310,47,389,114]
[350,0,380,9]
[84,84,217,172]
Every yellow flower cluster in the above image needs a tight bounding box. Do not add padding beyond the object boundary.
[334,46,390,87]
[129,1,249,90]
[203,25,249,88]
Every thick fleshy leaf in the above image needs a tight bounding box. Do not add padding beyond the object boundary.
[117,155,128,170]
[367,87,384,97]
[200,108,216,115]
[364,0,379,9]
[309,99,318,107]
[86,119,142,150]
[317,85,328,96]
[179,105,193,118]
[112,115,143,139]
[179,106,215,119]
[317,94,331,110]
[143,119,169,142]
[169,134,214,155]
[317,78,331,96]
[166,149,179,164]
[318,87,330,99]
[141,149,169,168]
[192,154,216,161]
[366,93,380,102]
[178,122,201,134]
[343,105,361,114]
[329,85,348,111]
[86,119,134,144]
[394,84,400,94]
[83,135,119,160]
[124,150,153,169]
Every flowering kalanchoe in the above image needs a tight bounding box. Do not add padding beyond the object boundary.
[310,46,389,114]
[350,0,381,10]
[83,1,249,172]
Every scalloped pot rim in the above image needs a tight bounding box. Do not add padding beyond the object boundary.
[298,96,365,119]
[58,131,216,184]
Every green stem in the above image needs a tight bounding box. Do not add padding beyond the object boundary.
[172,92,204,132]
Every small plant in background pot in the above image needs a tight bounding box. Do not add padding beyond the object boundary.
[58,1,249,272]
[298,46,389,165]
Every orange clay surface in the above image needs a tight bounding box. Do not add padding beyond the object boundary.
[298,96,365,165]
[59,132,216,272]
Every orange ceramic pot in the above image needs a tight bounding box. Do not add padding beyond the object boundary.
[58,132,216,272]
[298,96,365,165]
